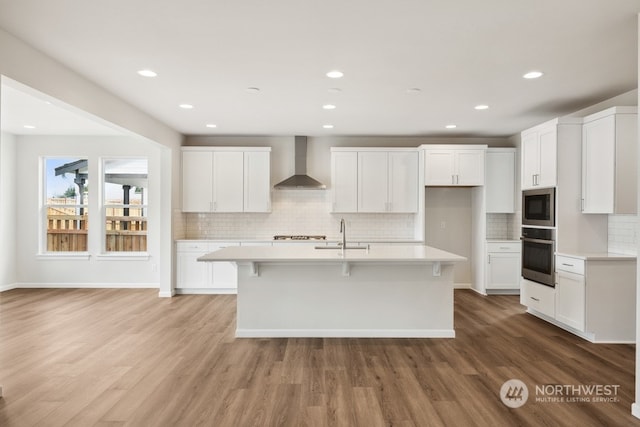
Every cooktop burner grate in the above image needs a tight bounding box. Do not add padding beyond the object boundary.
[273,235,327,240]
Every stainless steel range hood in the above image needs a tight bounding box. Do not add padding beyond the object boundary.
[274,136,326,190]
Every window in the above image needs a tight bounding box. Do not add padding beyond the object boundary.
[103,159,148,252]
[44,158,89,252]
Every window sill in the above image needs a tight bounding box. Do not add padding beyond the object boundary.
[95,253,150,261]
[36,253,91,261]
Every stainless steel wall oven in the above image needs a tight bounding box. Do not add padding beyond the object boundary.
[521,227,555,287]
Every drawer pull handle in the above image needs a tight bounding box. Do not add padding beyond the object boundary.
[530,297,540,302]
[499,247,510,250]
[561,263,574,267]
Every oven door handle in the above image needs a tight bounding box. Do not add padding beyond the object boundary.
[521,237,554,245]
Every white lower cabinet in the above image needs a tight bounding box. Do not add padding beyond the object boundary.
[522,254,636,343]
[521,278,555,318]
[486,241,521,291]
[176,241,239,293]
[555,269,585,331]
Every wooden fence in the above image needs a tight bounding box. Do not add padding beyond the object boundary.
[47,213,147,252]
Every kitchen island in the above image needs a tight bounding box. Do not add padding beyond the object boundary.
[199,244,465,338]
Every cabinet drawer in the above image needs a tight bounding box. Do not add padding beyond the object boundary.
[521,279,555,318]
[556,255,585,275]
[487,242,521,253]
[177,241,210,252]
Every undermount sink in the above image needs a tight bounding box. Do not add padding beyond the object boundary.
[314,245,369,250]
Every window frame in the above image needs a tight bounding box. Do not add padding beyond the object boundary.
[100,157,149,255]
[41,156,90,256]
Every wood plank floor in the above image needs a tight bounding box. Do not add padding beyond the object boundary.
[0,288,637,426]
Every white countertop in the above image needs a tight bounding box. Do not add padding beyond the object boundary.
[198,244,466,263]
[177,238,423,244]
[556,251,637,261]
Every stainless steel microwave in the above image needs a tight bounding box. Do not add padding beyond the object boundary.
[522,188,555,227]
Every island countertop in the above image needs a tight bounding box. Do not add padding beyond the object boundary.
[198,244,466,263]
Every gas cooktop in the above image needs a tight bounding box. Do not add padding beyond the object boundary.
[273,235,327,241]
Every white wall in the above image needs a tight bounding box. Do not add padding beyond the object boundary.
[15,135,162,287]
[424,187,473,284]
[0,131,17,290]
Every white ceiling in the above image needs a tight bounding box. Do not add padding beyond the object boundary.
[1,81,123,135]
[0,0,639,138]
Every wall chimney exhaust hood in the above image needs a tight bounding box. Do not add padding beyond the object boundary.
[274,136,326,190]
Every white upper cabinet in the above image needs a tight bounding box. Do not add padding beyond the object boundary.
[331,150,358,213]
[388,151,419,212]
[521,122,557,190]
[422,145,486,186]
[332,148,419,213]
[182,147,271,213]
[581,106,637,214]
[244,151,271,212]
[182,150,215,212]
[358,151,389,212]
[486,148,516,213]
[213,151,244,212]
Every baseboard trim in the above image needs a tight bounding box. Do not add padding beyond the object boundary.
[158,290,175,298]
[0,283,17,292]
[468,286,488,296]
[175,288,238,295]
[632,403,640,419]
[13,282,158,289]
[235,328,456,338]
[454,282,472,289]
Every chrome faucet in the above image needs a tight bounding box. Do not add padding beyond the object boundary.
[340,218,346,256]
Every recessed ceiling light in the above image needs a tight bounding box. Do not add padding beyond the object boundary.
[523,71,544,79]
[323,124,334,129]
[246,87,260,93]
[206,124,217,128]
[23,125,36,129]
[445,124,457,129]
[474,104,489,110]
[328,88,342,93]
[326,70,344,79]
[406,88,422,93]
[322,104,336,110]
[179,104,194,109]
[137,69,157,77]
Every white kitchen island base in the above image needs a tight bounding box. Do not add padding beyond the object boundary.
[199,245,465,338]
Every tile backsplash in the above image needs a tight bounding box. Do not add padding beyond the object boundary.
[486,213,519,240]
[183,190,418,240]
[608,214,638,255]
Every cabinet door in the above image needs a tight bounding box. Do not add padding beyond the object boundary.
[486,150,515,213]
[210,243,239,290]
[358,151,389,212]
[424,150,456,185]
[331,151,358,212]
[582,115,615,213]
[486,252,521,289]
[244,151,271,212]
[456,150,485,186]
[176,251,211,288]
[213,151,244,212]
[182,151,213,212]
[556,270,586,331]
[537,127,557,188]
[388,151,418,213]
[521,132,539,190]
